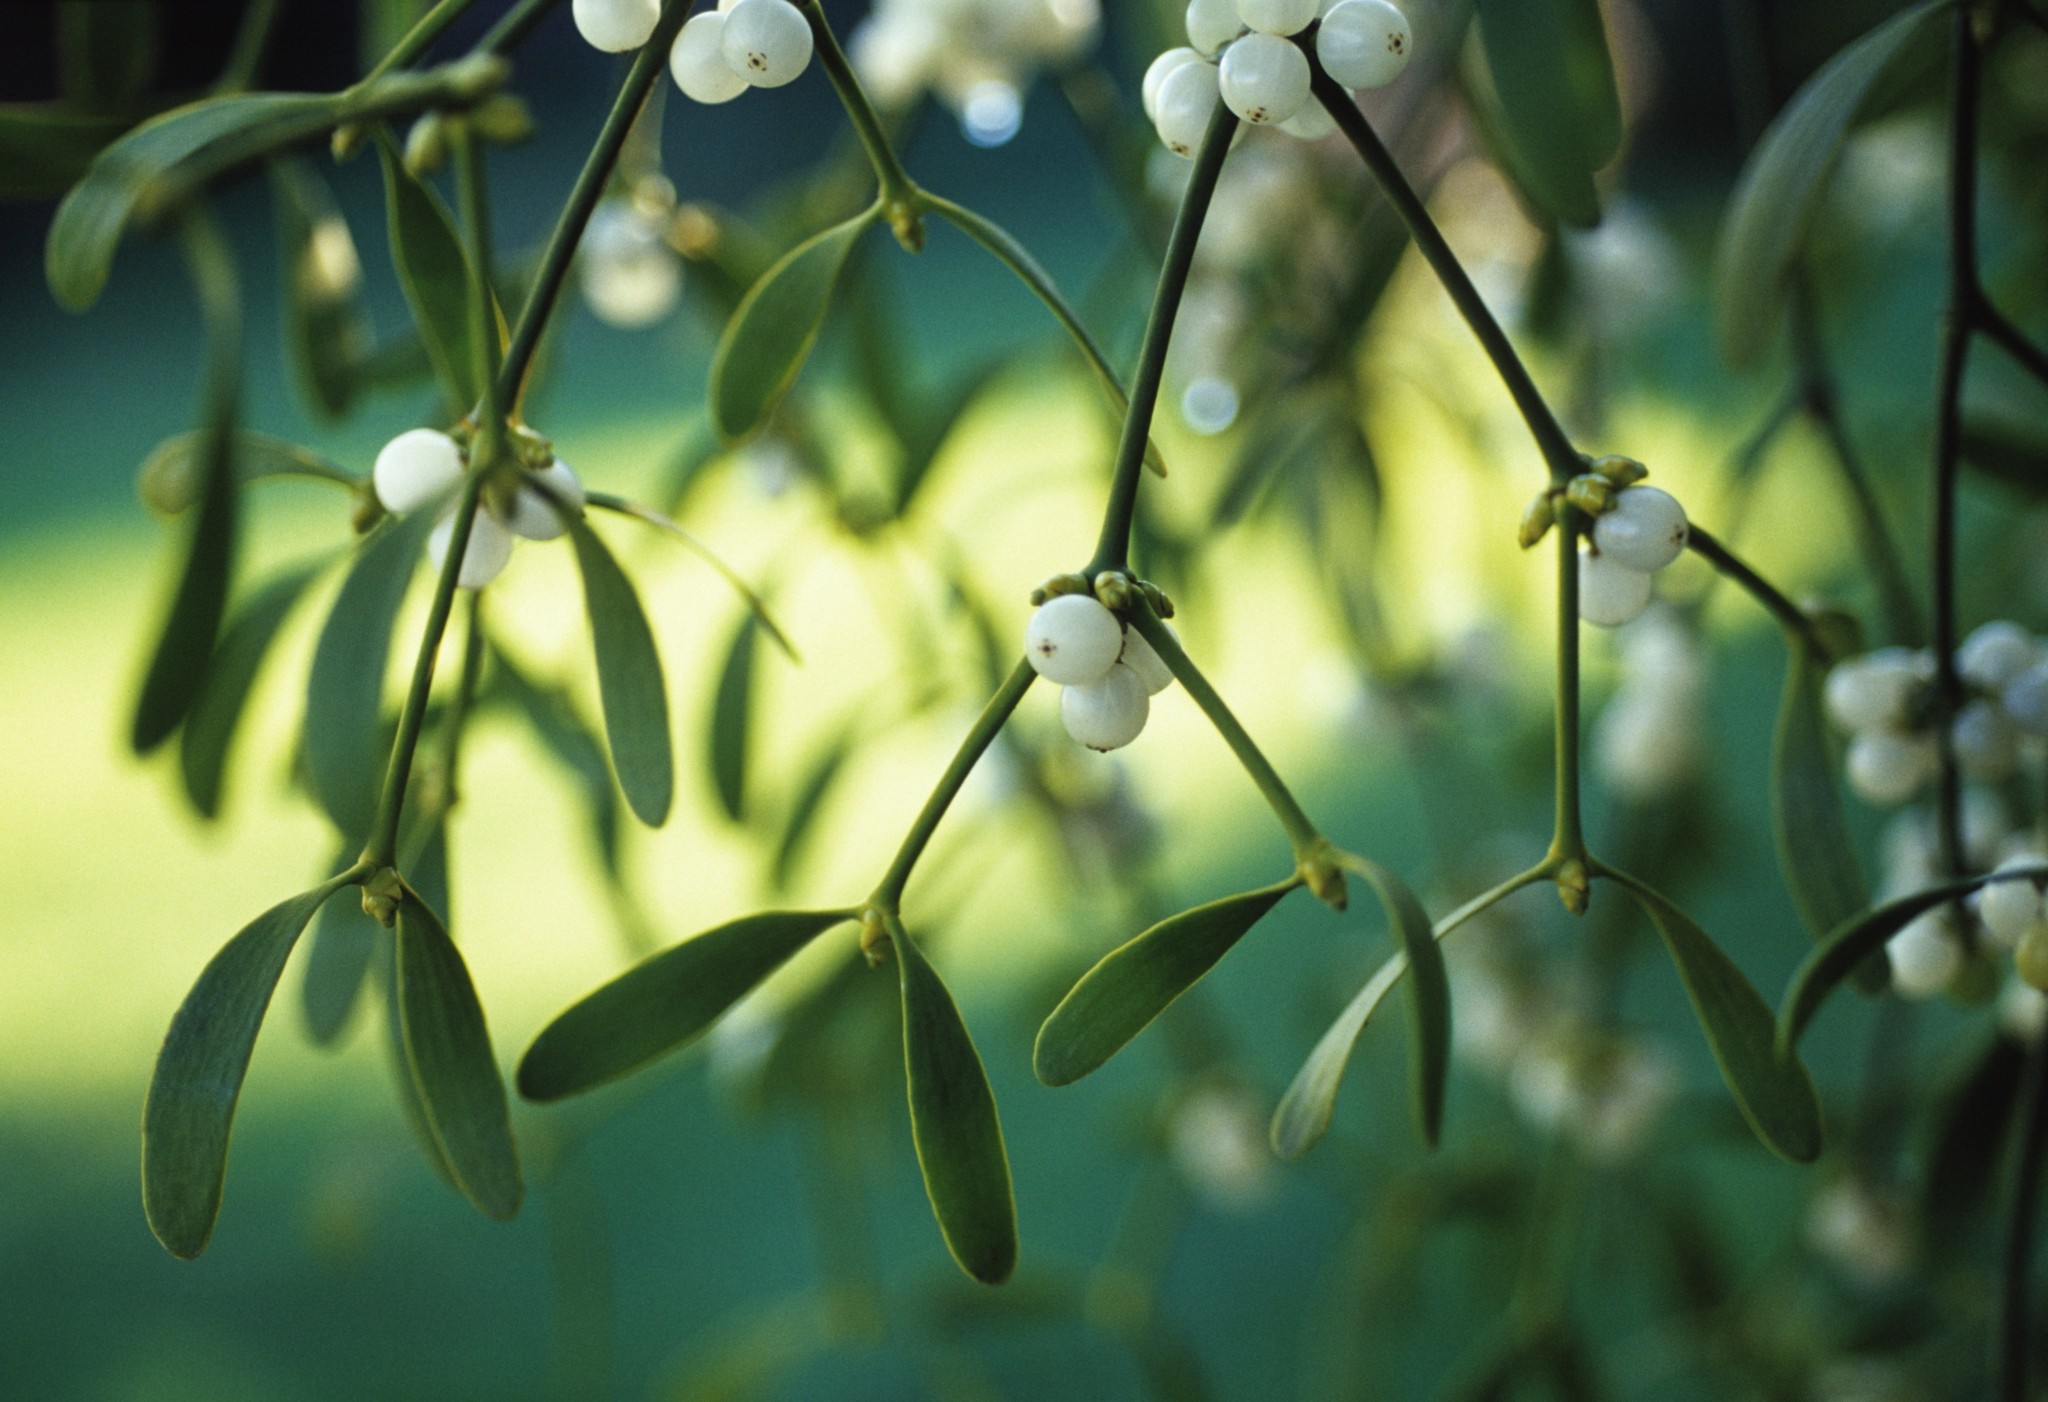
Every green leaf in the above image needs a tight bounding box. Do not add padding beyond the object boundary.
[1341,853,1450,1148]
[375,129,485,412]
[1778,867,2047,1051]
[179,558,328,818]
[1712,1,1949,367]
[1602,867,1822,1163]
[271,160,371,418]
[142,882,338,1258]
[709,609,759,823]
[1473,0,1622,228]
[58,0,157,112]
[1962,410,2048,496]
[894,918,1017,1285]
[1771,640,1870,942]
[771,723,857,891]
[375,923,458,1188]
[305,509,437,841]
[394,890,522,1220]
[0,106,127,200]
[568,520,674,828]
[709,207,879,440]
[517,910,851,1102]
[1034,881,1297,1087]
[138,429,356,516]
[487,649,621,876]
[301,869,378,1046]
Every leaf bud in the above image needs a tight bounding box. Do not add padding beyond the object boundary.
[1518,492,1556,549]
[1093,571,1136,612]
[1555,858,1591,915]
[1565,474,1615,517]
[1589,454,1648,487]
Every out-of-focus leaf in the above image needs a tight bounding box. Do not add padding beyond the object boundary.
[305,509,437,841]
[143,881,339,1258]
[1922,1034,2026,1244]
[394,890,521,1219]
[1034,881,1297,1087]
[58,0,157,112]
[771,723,857,891]
[517,910,851,1102]
[488,649,621,875]
[360,0,425,76]
[0,106,127,200]
[708,609,758,823]
[583,493,796,660]
[1713,1,1949,366]
[1771,640,1870,943]
[568,520,673,828]
[179,557,327,818]
[1962,411,2048,495]
[1603,867,1822,1162]
[1341,853,1449,1147]
[271,159,371,418]
[302,861,379,1046]
[375,129,485,412]
[1472,0,1621,227]
[895,917,1016,1285]
[709,206,879,440]
[138,429,356,516]
[659,416,722,515]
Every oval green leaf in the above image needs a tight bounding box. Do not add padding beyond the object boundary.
[709,608,759,823]
[517,909,852,1102]
[894,918,1017,1285]
[1473,0,1622,228]
[394,890,522,1220]
[771,724,856,891]
[272,159,371,418]
[488,648,622,877]
[301,872,378,1046]
[568,519,673,828]
[1713,1,1948,366]
[374,927,458,1188]
[1603,866,1822,1163]
[709,207,879,441]
[375,129,485,412]
[1340,853,1450,1148]
[1771,639,1870,941]
[142,881,338,1258]
[1034,881,1297,1087]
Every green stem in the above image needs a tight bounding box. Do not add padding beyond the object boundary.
[213,0,282,94]
[454,120,502,422]
[1088,102,1237,575]
[1980,300,2048,391]
[496,0,692,410]
[869,659,1037,908]
[1550,512,1586,867]
[1686,525,1828,657]
[356,0,479,88]
[800,0,921,243]
[2002,1030,2048,1402]
[479,0,565,55]
[1313,68,1579,482]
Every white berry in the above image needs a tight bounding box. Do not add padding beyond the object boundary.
[1120,623,1178,694]
[2005,660,2048,734]
[1025,594,1124,685]
[1845,729,1935,806]
[1219,32,1309,125]
[428,506,515,590]
[1591,485,1688,573]
[581,198,681,327]
[1237,0,1318,36]
[1979,861,2044,949]
[1578,550,1653,628]
[1885,912,1960,1000]
[721,0,813,88]
[1316,0,1412,90]
[1960,620,2039,692]
[503,459,587,541]
[572,0,662,53]
[374,428,464,515]
[1143,46,1203,121]
[1954,699,2019,781]
[1279,98,1336,140]
[1186,0,1243,56]
[1061,663,1151,751]
[1824,648,1923,733]
[1153,57,1220,156]
[671,12,750,103]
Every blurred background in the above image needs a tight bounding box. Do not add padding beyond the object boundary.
[4,0,2048,1397]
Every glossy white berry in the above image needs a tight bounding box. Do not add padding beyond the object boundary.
[671,12,750,103]
[1062,663,1151,751]
[1237,0,1318,36]
[1025,594,1124,685]
[1219,32,1309,125]
[1886,912,1960,1000]
[1824,647,1923,733]
[1316,0,1412,90]
[2004,660,2048,734]
[1960,620,2039,691]
[428,506,515,590]
[1153,58,1220,156]
[1143,46,1203,121]
[1578,550,1653,628]
[1846,729,1935,806]
[1279,98,1336,140]
[503,459,587,541]
[374,428,464,515]
[1979,861,2044,949]
[1954,699,2019,781]
[1120,623,1178,694]
[722,0,813,88]
[1186,0,1243,57]
[572,0,662,52]
[1591,485,1688,573]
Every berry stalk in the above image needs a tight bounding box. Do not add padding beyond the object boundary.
[800,0,923,249]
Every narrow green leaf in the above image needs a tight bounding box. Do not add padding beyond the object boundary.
[1602,867,1822,1163]
[568,520,674,828]
[517,910,851,1102]
[1473,0,1622,228]
[1713,1,1949,366]
[1922,1034,2026,1245]
[375,129,484,412]
[709,609,759,822]
[1034,881,1297,1087]
[139,429,356,516]
[271,159,371,418]
[895,919,1017,1285]
[1962,411,2048,496]
[394,890,521,1219]
[305,509,437,841]
[771,724,857,891]
[58,0,157,112]
[179,558,327,819]
[1340,853,1450,1148]
[142,882,337,1258]
[709,207,879,440]
[0,105,127,199]
[584,493,796,660]
[1771,640,1869,940]
[301,872,378,1046]
[375,924,458,1187]
[488,650,621,875]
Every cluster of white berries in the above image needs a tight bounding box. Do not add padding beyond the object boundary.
[1144,0,1411,156]
[372,428,587,590]
[1576,485,1689,628]
[1825,619,2048,807]
[570,0,816,102]
[1874,799,2048,1013]
[1592,606,1706,800]
[1023,593,1176,752]
[849,0,1099,148]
